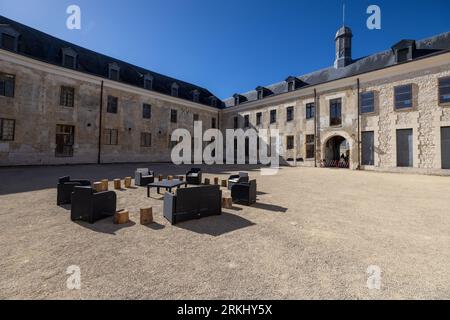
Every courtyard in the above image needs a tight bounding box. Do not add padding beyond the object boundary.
[0,164,449,299]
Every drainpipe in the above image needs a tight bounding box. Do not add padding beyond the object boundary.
[97,80,104,164]
[314,88,318,167]
[357,78,361,170]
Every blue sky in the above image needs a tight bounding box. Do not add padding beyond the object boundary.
[1,0,449,98]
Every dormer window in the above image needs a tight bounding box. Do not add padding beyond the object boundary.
[0,25,20,52]
[61,47,77,69]
[256,86,272,100]
[288,81,295,92]
[144,74,153,90]
[285,76,304,92]
[192,89,200,103]
[209,96,217,108]
[171,83,179,97]
[108,63,120,81]
[392,40,416,64]
[233,94,246,106]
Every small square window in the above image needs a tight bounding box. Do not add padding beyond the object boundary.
[107,96,118,114]
[103,129,118,145]
[63,55,75,69]
[140,132,152,147]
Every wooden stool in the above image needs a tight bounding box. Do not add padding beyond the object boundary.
[222,197,233,209]
[168,175,173,181]
[158,174,163,181]
[124,177,132,188]
[204,178,210,185]
[114,210,129,224]
[140,207,153,225]
[214,177,219,185]
[221,180,227,188]
[93,182,103,193]
[114,179,121,190]
[101,179,109,191]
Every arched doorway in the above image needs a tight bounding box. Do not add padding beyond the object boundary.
[324,135,350,168]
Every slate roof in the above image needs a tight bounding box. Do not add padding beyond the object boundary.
[0,15,221,108]
[223,28,450,108]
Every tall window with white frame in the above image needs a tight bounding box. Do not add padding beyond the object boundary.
[305,134,315,159]
[306,103,315,120]
[0,72,15,97]
[55,124,75,157]
[329,98,342,126]
[394,84,413,109]
[0,118,15,141]
[60,86,75,108]
[360,91,375,114]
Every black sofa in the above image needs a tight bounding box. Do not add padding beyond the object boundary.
[135,168,155,186]
[186,168,202,185]
[163,185,221,225]
[57,176,91,205]
[70,186,117,224]
[231,180,257,205]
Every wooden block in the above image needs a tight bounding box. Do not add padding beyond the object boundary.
[204,178,210,185]
[214,177,219,185]
[168,175,173,181]
[221,180,227,188]
[114,210,129,224]
[178,175,184,181]
[114,179,121,190]
[93,182,103,193]
[140,207,153,225]
[222,197,233,209]
[158,174,163,181]
[124,177,132,188]
[101,179,109,191]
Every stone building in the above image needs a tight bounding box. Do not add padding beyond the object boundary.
[1,15,450,173]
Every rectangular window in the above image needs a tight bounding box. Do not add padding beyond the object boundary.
[441,127,450,169]
[395,84,413,109]
[244,115,250,128]
[306,103,315,120]
[439,77,450,105]
[0,73,15,97]
[286,106,294,122]
[360,91,375,114]
[171,87,178,97]
[55,124,75,157]
[233,116,238,129]
[288,81,294,92]
[103,129,118,145]
[0,118,15,141]
[305,134,315,159]
[396,129,413,167]
[140,132,152,147]
[211,117,216,129]
[109,69,119,81]
[286,136,294,150]
[63,55,75,69]
[144,79,152,90]
[60,86,74,107]
[270,110,277,124]
[143,103,151,119]
[361,131,374,165]
[330,98,342,126]
[170,109,177,123]
[256,112,262,125]
[107,96,118,114]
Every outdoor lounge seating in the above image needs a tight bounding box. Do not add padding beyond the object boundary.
[227,172,249,190]
[57,176,91,205]
[135,168,155,186]
[163,185,221,225]
[231,179,257,205]
[70,186,117,224]
[186,168,202,185]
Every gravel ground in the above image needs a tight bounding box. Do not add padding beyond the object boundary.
[0,163,449,300]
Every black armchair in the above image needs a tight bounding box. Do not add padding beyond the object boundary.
[227,172,249,190]
[70,186,117,224]
[231,179,257,205]
[186,168,202,185]
[135,168,155,186]
[57,176,91,205]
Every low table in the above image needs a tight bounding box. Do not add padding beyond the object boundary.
[147,179,188,197]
